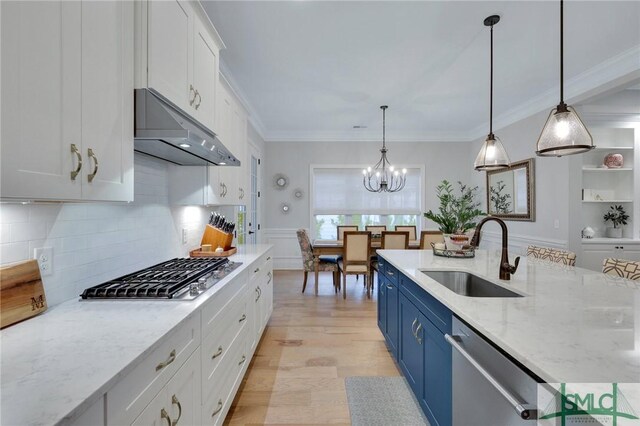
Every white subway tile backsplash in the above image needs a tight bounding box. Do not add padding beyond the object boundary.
[0,154,212,307]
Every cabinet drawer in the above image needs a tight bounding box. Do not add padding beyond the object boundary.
[379,258,399,286]
[204,328,248,426]
[107,312,200,426]
[202,270,247,331]
[202,294,248,398]
[400,274,451,334]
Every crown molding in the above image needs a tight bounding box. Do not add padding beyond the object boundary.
[262,131,470,143]
[467,45,640,141]
[219,60,268,140]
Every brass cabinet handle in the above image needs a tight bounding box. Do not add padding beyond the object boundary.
[211,399,223,417]
[415,323,423,345]
[239,354,246,365]
[156,349,176,371]
[411,318,418,337]
[161,408,172,426]
[267,272,272,284]
[222,183,227,197]
[386,284,393,289]
[212,346,223,359]
[255,287,260,302]
[239,314,246,323]
[386,270,394,276]
[171,395,182,426]
[194,90,202,109]
[189,85,196,106]
[70,144,82,180]
[87,148,98,183]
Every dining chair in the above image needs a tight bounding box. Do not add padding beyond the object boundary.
[296,229,341,293]
[602,258,640,280]
[526,245,576,266]
[372,231,409,273]
[341,231,372,299]
[394,225,416,241]
[337,225,359,240]
[365,225,387,237]
[420,231,444,249]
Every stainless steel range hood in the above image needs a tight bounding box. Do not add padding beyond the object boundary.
[134,88,240,166]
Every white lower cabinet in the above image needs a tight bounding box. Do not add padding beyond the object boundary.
[581,242,640,271]
[102,252,273,426]
[132,348,201,426]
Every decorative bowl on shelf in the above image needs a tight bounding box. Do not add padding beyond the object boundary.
[603,153,624,168]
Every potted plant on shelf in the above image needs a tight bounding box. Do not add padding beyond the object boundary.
[603,205,629,238]
[424,180,485,248]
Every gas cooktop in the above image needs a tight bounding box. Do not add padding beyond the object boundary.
[80,257,241,301]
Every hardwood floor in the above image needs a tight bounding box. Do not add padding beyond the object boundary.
[224,270,400,425]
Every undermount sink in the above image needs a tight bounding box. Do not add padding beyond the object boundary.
[421,270,523,298]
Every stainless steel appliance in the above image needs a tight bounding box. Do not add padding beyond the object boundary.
[447,317,539,425]
[134,88,240,166]
[80,258,241,301]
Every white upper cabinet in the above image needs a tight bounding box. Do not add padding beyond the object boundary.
[1,0,134,201]
[143,0,221,131]
[147,0,192,112]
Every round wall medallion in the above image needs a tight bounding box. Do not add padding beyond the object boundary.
[293,188,304,199]
[281,203,291,214]
[274,174,289,190]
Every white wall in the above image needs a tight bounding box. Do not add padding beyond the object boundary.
[0,154,216,307]
[263,140,473,268]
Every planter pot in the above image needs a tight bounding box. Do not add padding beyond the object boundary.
[606,227,622,238]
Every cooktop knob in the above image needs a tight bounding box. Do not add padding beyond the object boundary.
[189,282,199,296]
[198,277,207,290]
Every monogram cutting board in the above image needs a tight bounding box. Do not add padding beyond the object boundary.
[1,259,47,329]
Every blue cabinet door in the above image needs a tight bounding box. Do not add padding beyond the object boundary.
[398,294,424,398]
[386,280,399,356]
[377,274,387,334]
[420,316,452,426]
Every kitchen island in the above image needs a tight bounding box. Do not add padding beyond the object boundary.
[378,249,640,425]
[0,244,273,426]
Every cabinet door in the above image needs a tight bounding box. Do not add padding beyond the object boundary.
[386,281,399,356]
[192,17,218,131]
[378,275,388,334]
[81,0,134,201]
[1,1,82,200]
[147,0,192,112]
[581,244,615,272]
[420,318,452,426]
[166,348,201,426]
[620,246,640,262]
[399,295,424,398]
[131,387,167,426]
[262,270,273,327]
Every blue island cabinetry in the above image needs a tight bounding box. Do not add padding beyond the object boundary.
[378,261,452,426]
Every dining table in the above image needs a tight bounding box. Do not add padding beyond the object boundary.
[311,238,420,295]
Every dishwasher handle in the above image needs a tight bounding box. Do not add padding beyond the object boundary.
[445,334,537,420]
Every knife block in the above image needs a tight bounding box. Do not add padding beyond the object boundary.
[200,225,233,251]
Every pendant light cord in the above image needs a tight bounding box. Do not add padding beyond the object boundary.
[560,0,564,103]
[382,107,386,149]
[489,22,494,135]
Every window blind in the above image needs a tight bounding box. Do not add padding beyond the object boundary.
[312,167,422,215]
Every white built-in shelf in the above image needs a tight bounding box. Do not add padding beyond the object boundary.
[582,200,634,203]
[592,146,634,151]
[582,167,633,171]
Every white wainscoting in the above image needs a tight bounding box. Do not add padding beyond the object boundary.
[263,228,302,270]
[479,230,568,256]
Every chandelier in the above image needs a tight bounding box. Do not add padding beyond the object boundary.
[362,105,407,193]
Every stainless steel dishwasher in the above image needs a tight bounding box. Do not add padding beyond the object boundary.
[446,317,539,425]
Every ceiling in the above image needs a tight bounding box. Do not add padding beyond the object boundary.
[202,1,640,142]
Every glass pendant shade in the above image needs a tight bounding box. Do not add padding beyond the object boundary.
[474,134,510,171]
[536,104,594,157]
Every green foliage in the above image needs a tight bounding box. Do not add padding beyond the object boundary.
[424,180,485,234]
[489,180,512,214]
[603,205,629,228]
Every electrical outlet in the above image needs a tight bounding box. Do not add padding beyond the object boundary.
[34,247,53,276]
[182,228,188,244]
[554,219,560,229]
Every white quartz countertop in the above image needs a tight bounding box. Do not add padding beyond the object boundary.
[378,249,640,384]
[0,244,272,426]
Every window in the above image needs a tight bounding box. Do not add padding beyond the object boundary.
[311,166,423,239]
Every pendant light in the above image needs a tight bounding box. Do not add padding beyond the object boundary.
[362,106,407,193]
[536,0,594,156]
[474,15,510,171]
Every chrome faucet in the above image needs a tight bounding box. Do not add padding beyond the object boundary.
[470,217,520,280]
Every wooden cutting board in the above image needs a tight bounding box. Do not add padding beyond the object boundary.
[0,259,47,329]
